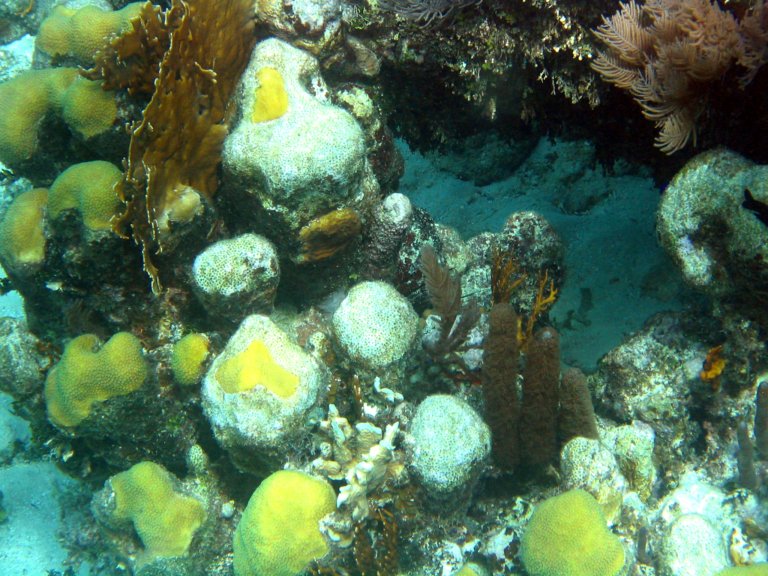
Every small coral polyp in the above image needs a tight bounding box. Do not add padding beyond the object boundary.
[44,332,148,428]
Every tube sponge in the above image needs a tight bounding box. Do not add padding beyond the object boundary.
[520,489,625,576]
[108,461,206,559]
[233,470,336,576]
[44,332,148,428]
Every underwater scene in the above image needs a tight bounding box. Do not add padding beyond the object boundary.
[1,0,768,574]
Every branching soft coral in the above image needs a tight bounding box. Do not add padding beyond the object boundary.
[592,0,742,153]
[96,0,255,293]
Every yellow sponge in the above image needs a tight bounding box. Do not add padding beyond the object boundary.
[0,188,48,275]
[44,332,148,428]
[520,489,625,576]
[171,333,211,387]
[216,339,299,397]
[251,67,289,123]
[48,161,122,231]
[233,470,336,576]
[36,3,143,64]
[109,461,206,559]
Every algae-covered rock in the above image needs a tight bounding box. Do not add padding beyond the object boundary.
[222,38,375,263]
[201,314,327,474]
[657,149,768,317]
[191,233,280,322]
[407,394,490,510]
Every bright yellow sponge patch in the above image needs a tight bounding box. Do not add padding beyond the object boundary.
[0,188,48,275]
[110,461,206,559]
[0,68,78,166]
[521,489,625,576]
[216,339,299,397]
[251,67,289,123]
[44,332,148,428]
[233,470,336,576]
[48,161,122,230]
[36,3,143,64]
[171,333,210,387]
[61,77,118,139]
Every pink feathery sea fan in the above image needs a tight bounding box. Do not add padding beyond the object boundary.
[379,0,482,26]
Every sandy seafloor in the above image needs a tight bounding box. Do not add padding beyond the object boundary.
[0,133,692,575]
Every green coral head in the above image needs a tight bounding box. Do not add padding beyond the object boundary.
[521,488,625,576]
[44,331,148,428]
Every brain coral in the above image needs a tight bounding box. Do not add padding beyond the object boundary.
[48,161,122,231]
[44,332,148,428]
[520,489,625,576]
[233,470,336,576]
[108,461,206,559]
[0,188,48,276]
[332,281,419,370]
[36,3,143,64]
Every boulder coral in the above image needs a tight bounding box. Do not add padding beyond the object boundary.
[44,332,149,429]
[201,314,327,474]
[222,38,373,260]
[233,470,336,576]
[0,188,48,276]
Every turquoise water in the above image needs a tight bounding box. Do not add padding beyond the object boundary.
[0,1,766,575]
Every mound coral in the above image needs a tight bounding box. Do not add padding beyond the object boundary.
[0,68,117,171]
[107,461,206,559]
[44,332,149,428]
[36,3,143,64]
[0,188,48,276]
[233,470,336,576]
[170,333,210,387]
[520,489,625,576]
[48,161,122,231]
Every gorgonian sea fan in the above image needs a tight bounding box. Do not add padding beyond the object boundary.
[379,0,482,26]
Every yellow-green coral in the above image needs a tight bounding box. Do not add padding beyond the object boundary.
[716,566,768,576]
[251,67,289,123]
[48,161,122,231]
[60,77,118,139]
[520,489,625,576]
[109,461,206,559]
[233,470,336,576]
[0,68,78,166]
[0,69,116,167]
[0,188,48,275]
[171,333,211,387]
[44,332,149,428]
[216,339,299,397]
[36,3,143,64]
